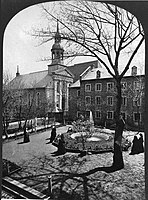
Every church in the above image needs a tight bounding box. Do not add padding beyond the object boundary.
[8,22,98,122]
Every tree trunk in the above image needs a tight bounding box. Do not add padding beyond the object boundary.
[136,104,140,133]
[83,177,89,200]
[23,120,30,143]
[112,79,124,169]
[18,105,22,130]
[3,117,8,139]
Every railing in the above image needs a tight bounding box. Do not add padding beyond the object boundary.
[2,177,49,199]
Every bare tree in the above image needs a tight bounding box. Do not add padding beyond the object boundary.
[2,70,14,138]
[30,1,144,170]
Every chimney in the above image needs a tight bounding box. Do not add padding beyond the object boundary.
[131,66,137,76]
[16,65,20,77]
[96,70,101,79]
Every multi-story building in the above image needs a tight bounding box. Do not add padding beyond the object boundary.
[5,22,144,128]
[69,65,145,129]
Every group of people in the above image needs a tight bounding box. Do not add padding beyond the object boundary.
[129,133,144,155]
[49,124,145,156]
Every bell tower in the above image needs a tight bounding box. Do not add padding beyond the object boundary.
[51,20,64,65]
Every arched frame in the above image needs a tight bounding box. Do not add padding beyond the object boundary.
[1,0,148,197]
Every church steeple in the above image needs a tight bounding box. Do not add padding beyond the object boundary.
[51,20,64,65]
[55,20,61,43]
[16,65,20,77]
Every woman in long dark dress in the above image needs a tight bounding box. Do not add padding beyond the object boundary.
[129,135,139,155]
[50,126,57,143]
[138,133,144,153]
[57,134,66,155]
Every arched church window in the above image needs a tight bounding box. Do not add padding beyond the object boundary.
[57,81,60,93]
[36,92,40,106]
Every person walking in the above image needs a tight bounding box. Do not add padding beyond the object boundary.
[50,126,57,143]
[23,125,30,143]
[138,133,144,153]
[129,135,139,155]
[34,117,37,133]
[57,134,66,155]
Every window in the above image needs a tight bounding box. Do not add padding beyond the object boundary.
[122,96,127,106]
[95,83,102,91]
[107,111,113,119]
[133,112,141,122]
[19,95,22,103]
[134,81,140,90]
[77,90,80,97]
[85,84,91,92]
[85,110,90,118]
[77,100,81,108]
[107,82,114,91]
[133,98,141,106]
[121,82,127,90]
[96,70,101,79]
[28,93,31,105]
[36,92,40,106]
[57,81,60,93]
[95,96,101,105]
[121,112,126,120]
[85,96,91,104]
[107,96,113,106]
[77,111,81,118]
[95,110,101,118]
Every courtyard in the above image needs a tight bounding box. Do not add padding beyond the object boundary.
[2,125,145,200]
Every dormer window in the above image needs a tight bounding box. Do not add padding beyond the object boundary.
[96,70,101,79]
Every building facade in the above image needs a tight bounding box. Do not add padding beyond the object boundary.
[7,22,98,123]
[8,22,74,122]
[69,65,145,129]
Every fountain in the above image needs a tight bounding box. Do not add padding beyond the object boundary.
[89,111,94,132]
[53,112,131,153]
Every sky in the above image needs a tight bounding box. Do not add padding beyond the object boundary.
[3,2,145,79]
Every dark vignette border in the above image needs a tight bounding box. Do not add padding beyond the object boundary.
[1,0,148,199]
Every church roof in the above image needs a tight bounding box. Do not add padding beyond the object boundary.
[81,67,110,80]
[53,67,74,78]
[8,70,49,89]
[8,66,74,90]
[70,80,80,88]
[68,60,98,82]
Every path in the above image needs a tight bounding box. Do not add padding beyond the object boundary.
[2,125,70,165]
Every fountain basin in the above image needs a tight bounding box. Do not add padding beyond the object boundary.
[53,129,131,153]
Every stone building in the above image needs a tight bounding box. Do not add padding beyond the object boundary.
[7,22,98,122]
[69,65,145,129]
[8,22,74,121]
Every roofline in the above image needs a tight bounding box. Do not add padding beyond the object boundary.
[70,84,80,88]
[69,59,98,68]
[81,74,145,82]
[80,66,91,77]
[18,69,48,76]
[48,63,67,68]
